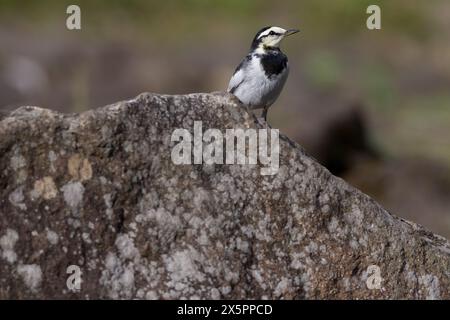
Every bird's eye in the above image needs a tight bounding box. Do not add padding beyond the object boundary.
[269,31,275,35]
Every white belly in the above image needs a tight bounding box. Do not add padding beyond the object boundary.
[233,59,289,109]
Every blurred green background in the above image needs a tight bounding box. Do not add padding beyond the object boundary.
[1,0,450,238]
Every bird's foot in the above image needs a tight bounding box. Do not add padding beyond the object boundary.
[256,116,272,129]
[260,107,271,128]
[256,117,265,126]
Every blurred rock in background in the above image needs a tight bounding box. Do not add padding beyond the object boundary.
[1,0,449,238]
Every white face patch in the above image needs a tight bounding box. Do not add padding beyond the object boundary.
[257,26,286,39]
[257,27,288,48]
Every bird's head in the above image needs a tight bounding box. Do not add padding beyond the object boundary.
[251,26,299,51]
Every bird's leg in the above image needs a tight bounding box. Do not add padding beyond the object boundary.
[244,105,257,124]
[244,105,262,126]
[262,106,269,122]
[253,107,266,127]
[245,104,253,116]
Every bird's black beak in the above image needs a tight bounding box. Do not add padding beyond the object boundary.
[284,29,300,36]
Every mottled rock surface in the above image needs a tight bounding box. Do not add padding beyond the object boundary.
[0,92,449,299]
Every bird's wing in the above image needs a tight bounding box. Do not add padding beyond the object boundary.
[227,55,251,93]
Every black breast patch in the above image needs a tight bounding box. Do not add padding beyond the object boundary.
[259,51,288,78]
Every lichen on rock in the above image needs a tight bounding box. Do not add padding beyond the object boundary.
[0,92,449,299]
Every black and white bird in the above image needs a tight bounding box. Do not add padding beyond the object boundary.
[227,26,299,121]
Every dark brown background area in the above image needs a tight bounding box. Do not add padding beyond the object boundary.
[1,0,449,238]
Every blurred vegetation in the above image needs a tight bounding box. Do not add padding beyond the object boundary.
[0,0,448,164]
[0,0,434,39]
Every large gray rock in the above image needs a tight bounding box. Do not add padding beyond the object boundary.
[0,92,449,299]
